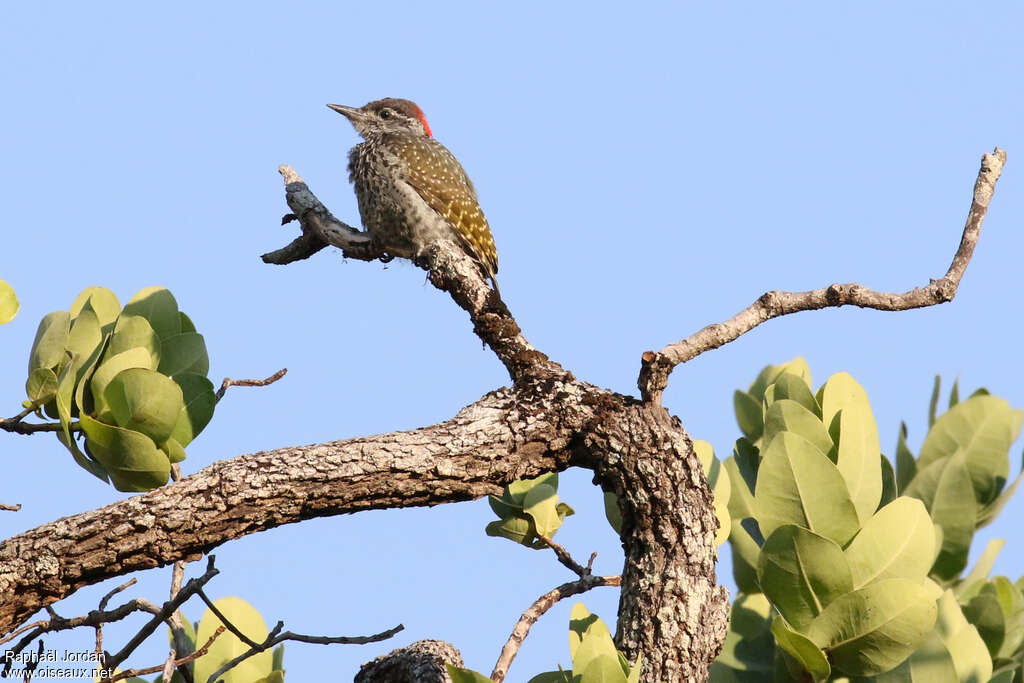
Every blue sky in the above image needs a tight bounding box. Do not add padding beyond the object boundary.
[3,2,1024,680]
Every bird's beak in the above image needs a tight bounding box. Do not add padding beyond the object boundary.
[327,103,360,120]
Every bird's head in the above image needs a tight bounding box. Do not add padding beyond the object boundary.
[327,98,433,139]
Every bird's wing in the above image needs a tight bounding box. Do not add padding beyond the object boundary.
[392,138,498,277]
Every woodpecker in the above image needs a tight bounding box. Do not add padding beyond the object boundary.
[327,98,500,295]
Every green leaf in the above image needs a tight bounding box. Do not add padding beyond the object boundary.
[523,483,562,537]
[572,613,623,682]
[170,374,216,446]
[446,666,495,683]
[805,579,937,677]
[955,539,1005,598]
[569,603,600,660]
[179,311,197,334]
[159,437,187,464]
[603,491,622,535]
[70,286,120,332]
[579,655,629,683]
[878,455,898,510]
[963,591,1005,659]
[193,597,273,683]
[977,463,1024,528]
[28,311,71,373]
[734,390,764,443]
[251,673,285,683]
[90,348,154,420]
[485,516,537,546]
[505,472,559,504]
[926,452,977,580]
[934,589,993,683]
[762,399,833,459]
[895,422,916,493]
[65,307,105,389]
[757,525,852,629]
[949,378,961,409]
[489,493,522,519]
[754,431,860,546]
[770,618,830,681]
[830,408,883,524]
[919,395,1022,506]
[105,368,186,443]
[844,497,935,589]
[767,372,821,417]
[106,314,161,369]
[80,414,170,491]
[695,440,732,545]
[271,643,284,672]
[727,525,762,595]
[53,344,109,483]
[872,631,958,682]
[122,286,181,341]
[526,671,573,683]
[157,333,209,377]
[0,279,18,324]
[929,375,941,428]
[25,367,58,405]
[714,593,774,673]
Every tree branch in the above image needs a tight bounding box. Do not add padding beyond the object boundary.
[638,147,1007,403]
[0,385,594,636]
[261,165,561,385]
[215,368,288,402]
[108,626,224,683]
[490,575,622,683]
[204,621,403,683]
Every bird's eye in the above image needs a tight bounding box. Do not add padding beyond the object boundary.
[379,109,391,119]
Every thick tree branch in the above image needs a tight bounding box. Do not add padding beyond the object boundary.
[638,148,1007,403]
[355,640,464,683]
[0,386,586,636]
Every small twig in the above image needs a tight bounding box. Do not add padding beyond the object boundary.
[195,589,259,647]
[215,368,288,402]
[261,166,377,266]
[101,556,220,675]
[535,534,590,578]
[95,579,137,661]
[490,575,622,683]
[0,621,46,646]
[204,622,404,683]
[162,561,189,682]
[109,626,225,683]
[638,147,1007,404]
[0,503,21,512]
[0,417,80,435]
[22,639,44,683]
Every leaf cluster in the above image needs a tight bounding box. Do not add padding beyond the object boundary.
[24,286,216,491]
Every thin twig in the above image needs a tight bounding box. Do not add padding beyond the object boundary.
[195,589,259,647]
[204,622,404,683]
[535,534,590,578]
[637,147,1007,403]
[490,575,622,683]
[95,578,137,661]
[0,418,80,435]
[22,639,44,683]
[162,560,190,682]
[100,557,219,675]
[0,621,46,646]
[0,503,21,512]
[109,626,225,683]
[215,368,288,402]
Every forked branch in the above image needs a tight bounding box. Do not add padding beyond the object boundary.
[638,148,1007,404]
